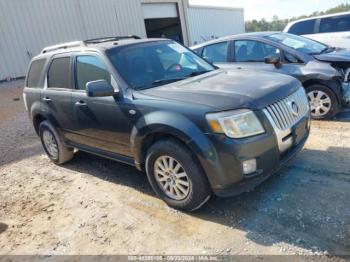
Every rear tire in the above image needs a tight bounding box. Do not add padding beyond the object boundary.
[145,139,211,211]
[39,121,74,164]
[306,85,340,120]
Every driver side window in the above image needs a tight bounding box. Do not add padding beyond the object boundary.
[76,56,111,90]
[234,40,279,62]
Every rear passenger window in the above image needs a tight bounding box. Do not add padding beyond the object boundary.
[288,19,316,35]
[202,42,228,63]
[48,57,71,89]
[319,15,350,33]
[76,56,111,90]
[26,59,46,87]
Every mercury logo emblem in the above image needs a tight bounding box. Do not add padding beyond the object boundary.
[290,101,299,117]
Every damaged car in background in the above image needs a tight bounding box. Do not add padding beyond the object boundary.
[192,32,350,120]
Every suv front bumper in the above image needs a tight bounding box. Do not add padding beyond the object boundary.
[213,130,308,197]
[196,116,310,198]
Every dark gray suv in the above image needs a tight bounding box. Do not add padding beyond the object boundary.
[23,36,310,211]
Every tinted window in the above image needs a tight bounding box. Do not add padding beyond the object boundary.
[288,19,316,35]
[319,15,350,33]
[284,52,301,63]
[234,40,279,62]
[107,41,214,90]
[76,56,111,90]
[202,42,228,63]
[48,57,71,89]
[26,59,46,87]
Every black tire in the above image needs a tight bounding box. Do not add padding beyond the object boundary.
[305,85,340,120]
[145,139,211,212]
[39,121,74,165]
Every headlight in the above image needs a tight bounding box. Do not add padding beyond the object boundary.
[206,109,265,138]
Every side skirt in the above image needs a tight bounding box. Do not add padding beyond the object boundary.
[68,141,135,167]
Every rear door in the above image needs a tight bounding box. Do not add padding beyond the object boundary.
[69,53,133,156]
[286,18,317,40]
[41,55,74,136]
[312,14,350,48]
[200,41,231,68]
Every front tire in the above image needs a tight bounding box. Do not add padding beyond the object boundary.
[306,85,340,120]
[39,121,74,164]
[145,139,211,211]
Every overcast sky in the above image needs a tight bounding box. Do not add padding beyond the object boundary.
[189,0,350,21]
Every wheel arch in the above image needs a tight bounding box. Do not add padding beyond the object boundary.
[302,78,342,103]
[130,111,219,179]
[32,113,47,135]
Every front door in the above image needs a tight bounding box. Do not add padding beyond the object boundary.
[69,55,133,157]
[231,39,304,79]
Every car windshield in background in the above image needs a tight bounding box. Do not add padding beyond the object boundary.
[106,40,215,90]
[266,33,328,55]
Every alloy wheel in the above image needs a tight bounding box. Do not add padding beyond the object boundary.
[154,156,190,201]
[42,130,58,159]
[308,90,332,118]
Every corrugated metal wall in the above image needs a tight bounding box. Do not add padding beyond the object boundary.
[0,0,244,79]
[0,0,147,80]
[187,6,244,45]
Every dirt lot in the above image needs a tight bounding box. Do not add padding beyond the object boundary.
[0,81,349,257]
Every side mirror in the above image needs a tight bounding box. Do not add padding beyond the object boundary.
[264,54,282,68]
[86,80,116,97]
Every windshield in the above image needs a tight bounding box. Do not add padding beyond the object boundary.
[106,40,215,89]
[266,33,328,55]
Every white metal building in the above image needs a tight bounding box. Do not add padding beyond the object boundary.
[0,0,244,80]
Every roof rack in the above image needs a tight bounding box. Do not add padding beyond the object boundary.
[41,41,85,54]
[84,35,141,44]
[40,35,142,54]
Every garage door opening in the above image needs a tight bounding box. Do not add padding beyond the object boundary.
[142,3,184,44]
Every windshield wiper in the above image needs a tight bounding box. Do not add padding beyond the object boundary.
[136,71,213,90]
[185,70,212,77]
[152,77,187,86]
[319,46,336,54]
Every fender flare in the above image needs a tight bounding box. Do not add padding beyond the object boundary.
[302,78,343,102]
[130,111,220,175]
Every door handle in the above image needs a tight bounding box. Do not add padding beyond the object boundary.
[42,97,51,102]
[75,101,87,107]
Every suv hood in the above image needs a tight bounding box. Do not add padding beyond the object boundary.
[314,49,350,66]
[137,69,301,111]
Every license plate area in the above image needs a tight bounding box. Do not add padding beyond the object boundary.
[292,118,308,146]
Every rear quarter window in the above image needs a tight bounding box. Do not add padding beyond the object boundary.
[26,59,46,88]
[288,19,316,35]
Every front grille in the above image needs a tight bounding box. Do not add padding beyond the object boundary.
[263,87,309,131]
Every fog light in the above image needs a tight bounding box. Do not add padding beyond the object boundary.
[242,159,257,175]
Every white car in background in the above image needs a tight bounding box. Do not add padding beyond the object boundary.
[284,12,350,49]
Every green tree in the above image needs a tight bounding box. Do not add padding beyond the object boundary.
[245,3,350,32]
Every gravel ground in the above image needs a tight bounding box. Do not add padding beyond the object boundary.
[0,81,349,259]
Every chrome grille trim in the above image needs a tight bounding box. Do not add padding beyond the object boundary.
[263,87,310,153]
[263,87,309,131]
